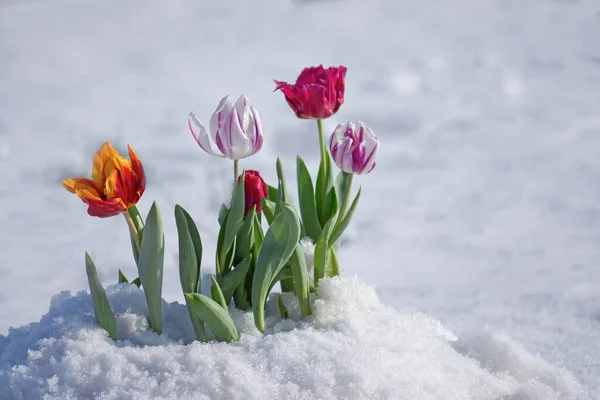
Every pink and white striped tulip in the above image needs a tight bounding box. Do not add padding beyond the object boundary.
[329,121,379,175]
[188,95,264,160]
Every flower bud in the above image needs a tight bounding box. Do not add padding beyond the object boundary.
[329,122,379,175]
[238,170,268,216]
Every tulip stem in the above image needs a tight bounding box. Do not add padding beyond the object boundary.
[123,211,140,251]
[316,119,327,163]
[335,173,354,228]
[233,159,239,187]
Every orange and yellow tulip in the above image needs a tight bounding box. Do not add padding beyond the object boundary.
[63,142,146,218]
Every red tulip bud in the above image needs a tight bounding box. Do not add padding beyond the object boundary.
[238,170,268,216]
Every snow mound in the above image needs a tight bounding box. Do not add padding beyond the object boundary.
[0,276,590,400]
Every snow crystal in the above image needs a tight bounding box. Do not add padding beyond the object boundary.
[0,277,589,400]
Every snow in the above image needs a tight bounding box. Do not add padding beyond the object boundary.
[1,0,600,396]
[0,276,589,399]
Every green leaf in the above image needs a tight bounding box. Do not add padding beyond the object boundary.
[118,269,129,284]
[175,205,201,294]
[131,278,141,288]
[278,294,288,319]
[296,156,322,242]
[314,214,337,287]
[251,204,301,332]
[335,171,351,206]
[280,277,294,292]
[289,244,311,317]
[216,255,252,305]
[218,203,228,226]
[328,247,340,277]
[216,212,235,278]
[329,187,362,246]
[210,275,228,310]
[234,207,255,265]
[182,207,203,290]
[315,152,335,226]
[174,204,207,341]
[220,171,246,268]
[269,265,293,293]
[185,297,208,342]
[185,293,239,342]
[261,198,276,225]
[137,201,164,335]
[274,179,284,217]
[267,184,278,202]
[275,157,288,204]
[85,252,117,340]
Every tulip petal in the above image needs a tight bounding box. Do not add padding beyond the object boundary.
[226,108,252,160]
[249,106,264,154]
[210,96,233,144]
[91,142,118,192]
[189,112,223,157]
[128,145,146,204]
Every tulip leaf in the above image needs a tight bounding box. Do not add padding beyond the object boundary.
[216,212,237,278]
[185,293,239,342]
[174,204,207,341]
[296,156,322,242]
[222,171,246,268]
[335,171,351,208]
[175,205,202,294]
[314,214,337,287]
[269,264,293,294]
[216,255,252,305]
[289,243,311,317]
[218,203,228,226]
[275,157,288,204]
[252,204,301,332]
[234,207,255,265]
[278,294,288,320]
[274,179,284,217]
[328,247,340,277]
[315,149,336,226]
[131,278,141,288]
[210,275,228,310]
[329,187,362,247]
[267,184,278,202]
[261,198,276,225]
[85,252,117,340]
[137,201,164,335]
[118,269,129,284]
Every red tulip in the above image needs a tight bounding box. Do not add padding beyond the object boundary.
[274,65,347,119]
[238,170,268,216]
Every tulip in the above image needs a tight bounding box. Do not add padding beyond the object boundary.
[329,121,379,175]
[62,142,146,218]
[188,95,264,161]
[274,65,347,120]
[238,170,268,216]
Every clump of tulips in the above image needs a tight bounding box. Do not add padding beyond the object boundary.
[63,65,380,342]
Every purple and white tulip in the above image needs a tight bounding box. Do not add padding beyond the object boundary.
[188,95,264,160]
[329,121,379,175]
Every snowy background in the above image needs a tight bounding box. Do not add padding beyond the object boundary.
[1,0,599,395]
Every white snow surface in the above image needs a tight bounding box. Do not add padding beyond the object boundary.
[0,276,590,399]
[1,0,600,396]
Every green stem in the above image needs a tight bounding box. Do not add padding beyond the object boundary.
[316,119,327,163]
[233,159,239,187]
[335,173,354,227]
[123,211,140,251]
